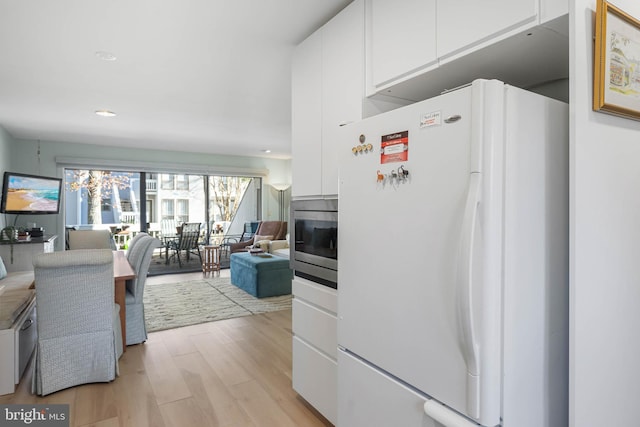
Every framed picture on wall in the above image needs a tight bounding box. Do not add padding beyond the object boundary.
[593,0,640,120]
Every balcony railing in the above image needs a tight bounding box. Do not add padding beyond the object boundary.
[120,212,139,224]
[146,179,158,192]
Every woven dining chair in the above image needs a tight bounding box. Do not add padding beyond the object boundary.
[32,249,122,396]
[125,235,162,345]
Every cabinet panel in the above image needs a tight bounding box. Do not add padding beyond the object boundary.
[292,276,337,313]
[0,298,36,395]
[293,298,337,359]
[292,0,364,198]
[293,337,337,424]
[321,0,364,196]
[291,31,323,198]
[437,0,537,58]
[16,302,36,382]
[369,0,437,88]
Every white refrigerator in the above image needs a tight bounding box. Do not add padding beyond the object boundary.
[337,79,568,427]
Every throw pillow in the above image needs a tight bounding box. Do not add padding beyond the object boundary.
[254,240,272,252]
[253,234,274,245]
[0,256,6,280]
[270,240,289,252]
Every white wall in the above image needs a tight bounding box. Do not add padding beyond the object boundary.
[0,126,14,229]
[571,1,640,426]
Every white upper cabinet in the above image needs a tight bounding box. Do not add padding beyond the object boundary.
[437,0,537,59]
[368,0,436,91]
[366,0,568,98]
[321,0,364,196]
[292,0,364,198]
[292,31,323,198]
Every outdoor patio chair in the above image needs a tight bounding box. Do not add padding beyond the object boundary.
[159,219,177,259]
[167,222,202,267]
[32,249,122,396]
[219,221,260,257]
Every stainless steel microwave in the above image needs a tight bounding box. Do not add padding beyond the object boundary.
[291,198,337,289]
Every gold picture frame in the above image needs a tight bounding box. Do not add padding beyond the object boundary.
[593,0,640,120]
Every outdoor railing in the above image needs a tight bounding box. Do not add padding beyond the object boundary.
[120,212,139,224]
[146,179,158,192]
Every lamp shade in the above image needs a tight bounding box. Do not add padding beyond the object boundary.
[271,183,291,191]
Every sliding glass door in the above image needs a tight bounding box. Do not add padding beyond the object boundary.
[65,168,262,250]
[146,173,206,238]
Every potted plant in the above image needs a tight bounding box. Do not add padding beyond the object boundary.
[0,226,18,264]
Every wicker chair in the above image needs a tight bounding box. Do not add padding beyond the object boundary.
[32,249,122,396]
[125,235,162,345]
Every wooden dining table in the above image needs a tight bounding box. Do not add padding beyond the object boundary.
[113,251,135,351]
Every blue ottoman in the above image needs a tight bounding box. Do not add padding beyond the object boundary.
[230,252,292,298]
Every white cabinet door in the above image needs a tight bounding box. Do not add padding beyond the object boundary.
[321,0,364,196]
[291,31,323,198]
[293,337,337,424]
[369,0,437,89]
[292,277,338,423]
[437,0,537,59]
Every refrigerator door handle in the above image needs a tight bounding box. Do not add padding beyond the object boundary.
[424,400,481,427]
[456,171,481,418]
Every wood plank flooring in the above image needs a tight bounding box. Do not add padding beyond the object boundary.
[0,271,333,427]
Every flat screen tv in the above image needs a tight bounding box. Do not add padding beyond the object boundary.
[0,172,62,215]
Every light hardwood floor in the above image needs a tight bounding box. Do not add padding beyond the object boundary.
[0,271,333,427]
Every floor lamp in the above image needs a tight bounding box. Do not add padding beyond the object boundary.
[271,183,290,221]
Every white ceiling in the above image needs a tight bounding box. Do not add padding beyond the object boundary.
[0,0,352,159]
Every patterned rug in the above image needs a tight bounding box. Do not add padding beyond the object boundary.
[143,276,291,332]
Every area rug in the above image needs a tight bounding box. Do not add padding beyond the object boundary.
[143,276,291,332]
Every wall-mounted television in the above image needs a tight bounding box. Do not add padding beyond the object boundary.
[0,172,62,215]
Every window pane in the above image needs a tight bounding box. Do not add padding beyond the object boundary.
[176,175,189,190]
[176,199,189,223]
[177,199,188,215]
[208,176,258,238]
[161,174,175,190]
[64,169,140,230]
[161,200,174,219]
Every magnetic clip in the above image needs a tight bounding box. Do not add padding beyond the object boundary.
[398,165,409,180]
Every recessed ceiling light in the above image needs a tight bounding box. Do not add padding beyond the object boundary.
[95,51,117,61]
[262,149,272,153]
[95,110,116,117]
